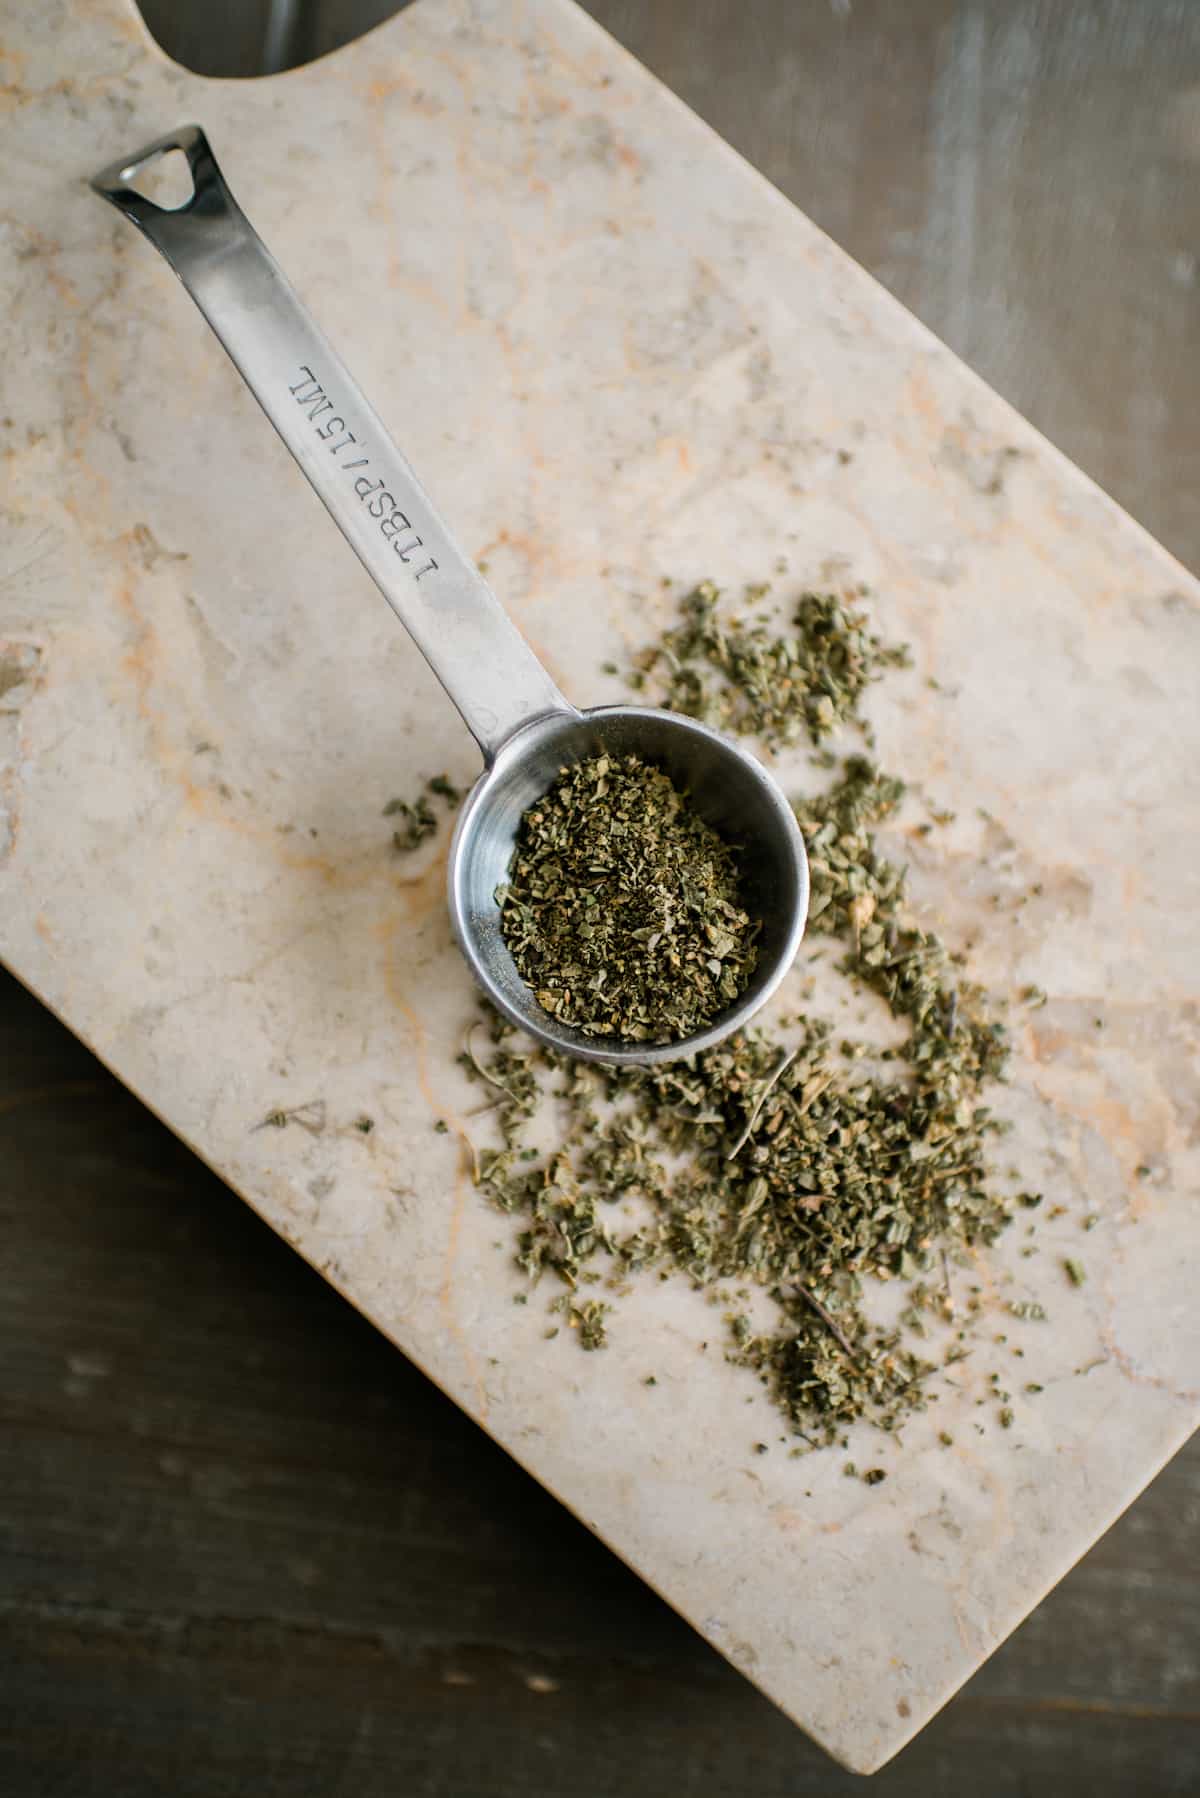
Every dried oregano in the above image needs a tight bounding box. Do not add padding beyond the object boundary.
[498,753,758,1042]
[454,575,1024,1446]
[626,579,911,747]
[384,772,464,852]
[465,855,1009,1444]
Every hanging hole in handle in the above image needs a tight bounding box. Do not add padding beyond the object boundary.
[119,146,196,212]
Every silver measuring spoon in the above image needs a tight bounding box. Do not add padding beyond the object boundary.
[91,126,809,1067]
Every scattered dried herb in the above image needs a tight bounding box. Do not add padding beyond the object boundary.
[428,773,464,803]
[499,753,759,1042]
[385,772,464,851]
[627,580,910,747]
[253,1099,327,1136]
[435,570,1038,1448]
[386,792,437,852]
[465,912,1010,1446]
[568,1297,610,1350]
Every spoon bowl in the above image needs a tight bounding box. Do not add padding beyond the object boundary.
[450,704,809,1065]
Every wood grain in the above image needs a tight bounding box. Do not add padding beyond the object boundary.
[6,1,1200,1791]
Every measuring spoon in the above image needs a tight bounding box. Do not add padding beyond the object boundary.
[91,125,808,1067]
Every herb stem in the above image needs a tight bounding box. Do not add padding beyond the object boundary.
[797,1072,834,1117]
[465,1023,520,1097]
[794,1283,863,1370]
[456,1127,481,1184]
[727,1047,797,1161]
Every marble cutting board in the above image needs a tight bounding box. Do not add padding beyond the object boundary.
[2,0,1198,1772]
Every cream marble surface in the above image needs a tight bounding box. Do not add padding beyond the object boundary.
[2,0,1198,1772]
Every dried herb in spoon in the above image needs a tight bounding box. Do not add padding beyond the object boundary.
[498,753,759,1043]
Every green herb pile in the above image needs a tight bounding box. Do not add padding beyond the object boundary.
[455,580,1020,1446]
[626,579,911,747]
[385,772,463,852]
[497,753,759,1043]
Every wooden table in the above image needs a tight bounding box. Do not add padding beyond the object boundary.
[4,2,1199,1791]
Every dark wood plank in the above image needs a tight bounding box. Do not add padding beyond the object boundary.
[6,1,1200,1791]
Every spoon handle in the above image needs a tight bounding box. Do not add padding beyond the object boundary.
[91,125,575,762]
